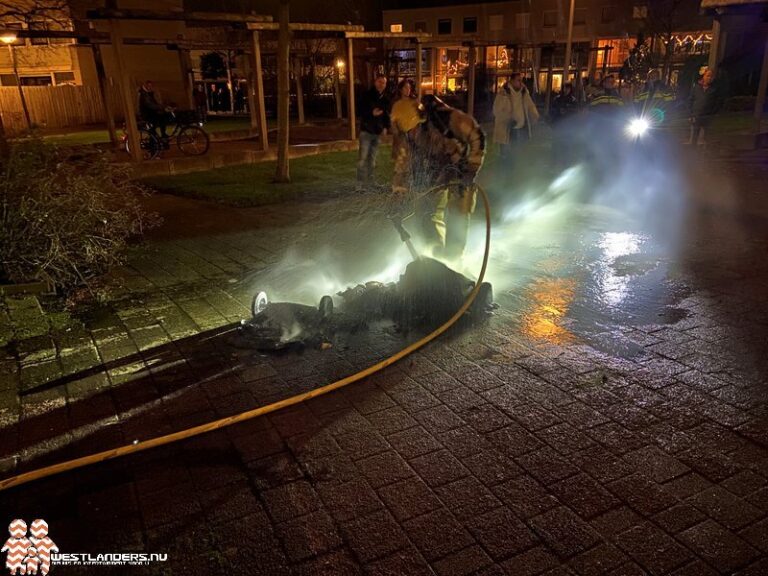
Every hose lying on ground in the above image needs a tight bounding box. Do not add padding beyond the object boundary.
[0,185,492,492]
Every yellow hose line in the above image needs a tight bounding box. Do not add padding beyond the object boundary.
[0,186,491,492]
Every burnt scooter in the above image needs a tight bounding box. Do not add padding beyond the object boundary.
[239,216,494,351]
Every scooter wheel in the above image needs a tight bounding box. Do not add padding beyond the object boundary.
[252,291,268,317]
[318,295,334,319]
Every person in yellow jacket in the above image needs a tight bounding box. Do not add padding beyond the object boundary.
[390,89,486,260]
[390,79,423,197]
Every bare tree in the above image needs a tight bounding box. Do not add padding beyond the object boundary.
[641,0,689,83]
[0,0,69,24]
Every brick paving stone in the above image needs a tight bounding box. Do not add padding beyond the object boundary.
[614,521,693,575]
[262,480,321,523]
[293,550,362,576]
[550,473,621,520]
[386,382,442,413]
[413,404,467,434]
[461,450,524,487]
[663,472,713,500]
[440,425,493,458]
[335,429,391,461]
[678,520,760,573]
[500,546,560,576]
[589,508,644,541]
[246,452,305,490]
[402,509,475,562]
[356,450,415,488]
[316,478,384,522]
[365,407,418,436]
[410,449,471,488]
[606,473,679,517]
[487,424,544,459]
[517,447,580,486]
[493,475,560,519]
[463,507,539,561]
[362,547,432,575]
[687,486,763,530]
[573,446,636,484]
[668,560,719,576]
[651,503,707,534]
[568,543,628,576]
[432,545,494,576]
[339,509,411,563]
[537,423,598,457]
[747,487,768,512]
[199,481,261,526]
[621,445,690,483]
[735,558,768,576]
[387,425,443,460]
[461,403,513,434]
[435,476,502,520]
[529,506,601,558]
[739,517,768,553]
[377,477,444,522]
[274,509,342,563]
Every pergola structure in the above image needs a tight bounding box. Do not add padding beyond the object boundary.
[1,11,433,161]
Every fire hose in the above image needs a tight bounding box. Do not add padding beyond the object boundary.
[0,185,491,492]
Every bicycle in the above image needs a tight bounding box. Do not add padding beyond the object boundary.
[123,109,210,160]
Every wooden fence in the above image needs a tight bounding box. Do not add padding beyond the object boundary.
[0,85,123,136]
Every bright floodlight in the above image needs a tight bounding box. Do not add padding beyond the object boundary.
[0,32,18,44]
[628,117,650,138]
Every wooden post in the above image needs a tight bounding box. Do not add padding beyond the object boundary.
[467,43,476,117]
[178,48,195,109]
[754,36,768,131]
[415,41,423,96]
[294,57,305,125]
[346,37,356,141]
[708,18,721,74]
[545,45,555,117]
[92,44,117,145]
[8,45,31,131]
[563,0,575,85]
[431,47,437,94]
[334,41,343,119]
[274,0,290,182]
[249,31,269,151]
[110,20,141,162]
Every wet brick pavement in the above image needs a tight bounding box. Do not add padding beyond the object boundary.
[1,150,768,575]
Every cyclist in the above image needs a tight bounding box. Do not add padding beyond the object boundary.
[138,80,172,142]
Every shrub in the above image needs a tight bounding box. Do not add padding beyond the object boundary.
[0,138,158,293]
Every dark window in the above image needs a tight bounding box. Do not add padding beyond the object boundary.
[601,6,616,22]
[0,74,18,86]
[54,71,76,84]
[415,21,427,32]
[20,76,52,86]
[463,17,477,33]
[438,19,452,35]
[543,10,557,27]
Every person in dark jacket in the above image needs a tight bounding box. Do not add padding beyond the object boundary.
[357,74,390,186]
[138,81,170,138]
[688,67,721,146]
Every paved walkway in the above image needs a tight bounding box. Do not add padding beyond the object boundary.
[1,146,768,575]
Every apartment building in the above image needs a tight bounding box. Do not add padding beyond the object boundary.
[382,0,712,96]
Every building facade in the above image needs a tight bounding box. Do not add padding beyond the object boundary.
[382,0,712,101]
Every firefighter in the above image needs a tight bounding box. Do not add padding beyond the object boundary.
[588,74,624,114]
[634,69,675,124]
[392,94,486,260]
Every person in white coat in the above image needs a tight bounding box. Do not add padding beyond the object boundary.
[492,73,539,159]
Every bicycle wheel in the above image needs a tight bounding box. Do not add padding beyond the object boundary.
[177,125,210,156]
[125,128,161,160]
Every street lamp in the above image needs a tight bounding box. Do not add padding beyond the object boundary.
[0,32,18,45]
[1,30,32,131]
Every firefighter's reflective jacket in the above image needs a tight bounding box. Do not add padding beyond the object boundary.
[634,82,675,122]
[588,89,625,112]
